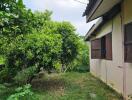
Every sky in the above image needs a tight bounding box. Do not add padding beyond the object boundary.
[23,0,97,36]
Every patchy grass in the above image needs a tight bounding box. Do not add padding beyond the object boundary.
[0,72,123,100]
[0,84,16,100]
[33,72,123,100]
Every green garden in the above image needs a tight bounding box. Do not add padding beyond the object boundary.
[0,0,122,100]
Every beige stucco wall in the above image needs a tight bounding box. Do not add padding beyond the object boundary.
[89,0,132,99]
[109,13,123,94]
[90,13,124,94]
[123,0,132,98]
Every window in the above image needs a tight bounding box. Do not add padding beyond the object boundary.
[91,39,102,59]
[105,33,112,60]
[91,33,112,60]
[101,36,106,59]
[124,22,132,62]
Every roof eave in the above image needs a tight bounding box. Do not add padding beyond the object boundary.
[85,18,103,41]
[86,0,103,23]
[85,3,121,41]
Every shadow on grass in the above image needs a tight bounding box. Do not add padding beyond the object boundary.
[31,78,67,92]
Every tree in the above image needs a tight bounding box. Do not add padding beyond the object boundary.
[0,0,34,37]
[30,12,80,72]
[78,37,89,66]
[0,6,62,83]
[62,36,89,72]
[5,33,62,82]
[0,0,36,56]
[54,22,80,71]
[0,0,82,84]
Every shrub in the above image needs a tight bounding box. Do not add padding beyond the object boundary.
[14,66,37,85]
[65,37,90,72]
[5,34,62,81]
[7,84,37,100]
[0,55,5,65]
[0,84,7,94]
[0,67,9,83]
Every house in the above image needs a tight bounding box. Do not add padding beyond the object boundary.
[83,0,132,99]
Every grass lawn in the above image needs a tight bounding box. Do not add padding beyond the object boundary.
[0,72,123,100]
[32,72,123,100]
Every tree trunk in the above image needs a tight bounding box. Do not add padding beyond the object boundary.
[27,75,35,84]
[27,66,41,84]
[61,63,66,72]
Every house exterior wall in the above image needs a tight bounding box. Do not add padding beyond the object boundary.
[123,0,132,98]
[89,0,132,98]
[110,14,123,94]
[89,14,124,94]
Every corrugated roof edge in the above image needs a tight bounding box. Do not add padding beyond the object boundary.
[83,0,98,17]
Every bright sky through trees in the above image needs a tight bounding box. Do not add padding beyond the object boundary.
[23,0,97,36]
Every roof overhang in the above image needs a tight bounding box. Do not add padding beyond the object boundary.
[85,18,103,41]
[84,0,122,22]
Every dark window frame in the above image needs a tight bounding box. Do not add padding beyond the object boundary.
[105,33,113,60]
[101,36,106,59]
[124,22,132,63]
[91,38,102,59]
[91,33,112,60]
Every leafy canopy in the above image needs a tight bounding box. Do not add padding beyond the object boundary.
[0,0,89,84]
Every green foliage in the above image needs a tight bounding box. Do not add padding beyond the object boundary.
[58,22,80,68]
[34,18,80,66]
[7,84,37,100]
[0,67,9,83]
[39,20,80,71]
[14,66,37,85]
[5,33,62,81]
[0,84,7,94]
[0,1,52,53]
[78,38,89,66]
[0,0,88,84]
[0,83,15,99]
[0,0,40,56]
[0,55,5,64]
[0,0,34,37]
[34,10,52,31]
[65,37,89,72]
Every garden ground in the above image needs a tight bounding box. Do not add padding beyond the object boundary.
[0,71,123,100]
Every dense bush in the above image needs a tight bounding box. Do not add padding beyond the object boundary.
[0,67,8,83]
[66,37,89,72]
[5,34,62,82]
[38,21,81,71]
[57,22,80,71]
[0,84,7,94]
[0,55,5,64]
[0,0,44,56]
[0,0,89,84]
[0,0,35,37]
[14,66,37,85]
